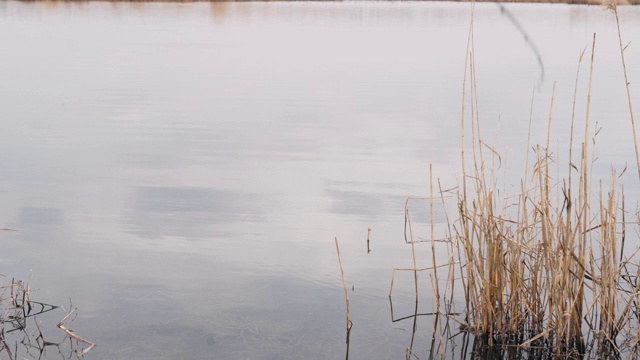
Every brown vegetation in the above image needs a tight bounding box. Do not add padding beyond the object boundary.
[0,279,95,359]
[389,2,640,358]
[12,0,640,5]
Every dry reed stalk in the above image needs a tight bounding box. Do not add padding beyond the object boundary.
[0,330,12,360]
[429,165,441,313]
[390,197,459,298]
[610,3,640,181]
[405,203,419,302]
[427,165,448,356]
[460,2,475,202]
[562,45,587,351]
[457,4,475,329]
[57,308,96,356]
[509,89,536,337]
[575,34,597,353]
[596,176,620,352]
[438,178,459,340]
[457,2,477,326]
[334,237,352,335]
[389,263,456,299]
[538,83,556,345]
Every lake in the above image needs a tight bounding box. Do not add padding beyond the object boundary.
[0,1,639,359]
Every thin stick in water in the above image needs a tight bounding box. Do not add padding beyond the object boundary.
[334,237,352,335]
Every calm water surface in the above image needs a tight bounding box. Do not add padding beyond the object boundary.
[0,1,639,359]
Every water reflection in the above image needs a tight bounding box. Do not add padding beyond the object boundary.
[0,1,639,359]
[15,207,68,244]
[326,189,404,220]
[126,186,262,239]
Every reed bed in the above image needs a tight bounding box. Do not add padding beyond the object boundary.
[389,3,640,358]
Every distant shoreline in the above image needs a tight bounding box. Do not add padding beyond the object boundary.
[452,0,639,5]
[12,0,640,5]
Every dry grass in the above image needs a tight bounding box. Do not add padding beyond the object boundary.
[389,3,640,358]
[0,279,95,359]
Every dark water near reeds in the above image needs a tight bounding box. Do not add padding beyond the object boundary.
[0,1,639,359]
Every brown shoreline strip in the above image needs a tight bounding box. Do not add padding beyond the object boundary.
[10,0,640,5]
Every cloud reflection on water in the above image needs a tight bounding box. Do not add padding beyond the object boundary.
[125,186,262,240]
[15,206,69,244]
